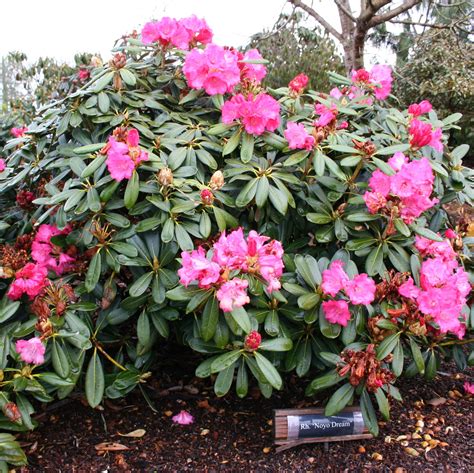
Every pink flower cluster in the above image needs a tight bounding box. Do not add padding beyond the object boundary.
[321,260,376,326]
[363,154,438,224]
[284,122,315,150]
[288,73,309,94]
[398,236,470,338]
[221,93,280,135]
[409,119,443,152]
[183,44,241,96]
[237,49,267,83]
[0,158,5,172]
[7,224,74,300]
[106,128,148,181]
[351,65,392,100]
[314,103,337,127]
[408,100,432,117]
[11,126,27,138]
[330,65,392,102]
[142,15,212,49]
[7,263,48,300]
[31,224,74,275]
[15,337,45,365]
[183,44,267,96]
[178,228,284,312]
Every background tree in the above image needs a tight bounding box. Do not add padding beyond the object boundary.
[288,0,431,71]
[247,12,345,90]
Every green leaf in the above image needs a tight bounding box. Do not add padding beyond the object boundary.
[236,361,248,398]
[98,92,110,113]
[255,176,270,208]
[73,143,106,154]
[210,350,242,373]
[0,299,20,323]
[174,224,193,251]
[305,369,341,395]
[241,132,254,163]
[124,171,139,209]
[324,383,354,416]
[376,333,400,360]
[235,179,258,207]
[201,297,219,342]
[85,350,105,408]
[254,352,282,389]
[229,306,251,334]
[137,311,151,346]
[360,389,379,436]
[409,337,425,375]
[129,272,153,297]
[223,129,242,156]
[120,68,137,86]
[93,71,114,92]
[259,338,293,352]
[412,225,444,242]
[365,245,383,276]
[85,251,101,292]
[51,340,70,379]
[392,340,404,377]
[214,364,236,397]
[375,143,410,156]
[375,388,390,421]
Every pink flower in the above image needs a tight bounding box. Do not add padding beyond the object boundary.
[212,228,248,270]
[221,93,280,135]
[284,122,315,150]
[289,73,309,93]
[369,170,391,197]
[216,278,250,312]
[7,263,48,300]
[314,103,337,127]
[445,229,457,239]
[398,277,420,300]
[141,17,189,49]
[351,65,392,100]
[11,127,27,138]
[0,159,5,172]
[408,100,432,117]
[330,87,343,100]
[344,274,376,305]
[178,247,221,288]
[244,331,262,350]
[183,44,241,95]
[409,119,443,152]
[464,382,474,395]
[31,224,73,275]
[337,121,349,130]
[351,69,370,83]
[15,337,46,365]
[78,68,90,81]
[321,260,349,297]
[364,157,437,223]
[369,65,392,100]
[415,236,457,262]
[322,300,351,326]
[181,15,213,45]
[363,191,386,214]
[106,128,148,182]
[388,152,408,172]
[172,410,194,425]
[239,49,267,83]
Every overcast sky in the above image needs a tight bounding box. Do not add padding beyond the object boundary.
[0,0,390,65]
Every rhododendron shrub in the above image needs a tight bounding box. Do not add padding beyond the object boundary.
[0,15,472,465]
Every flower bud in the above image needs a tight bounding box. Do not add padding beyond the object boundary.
[244,331,261,351]
[2,402,21,422]
[91,56,103,68]
[209,170,225,190]
[158,167,174,186]
[200,189,214,205]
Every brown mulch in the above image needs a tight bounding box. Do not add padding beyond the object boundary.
[18,351,473,473]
